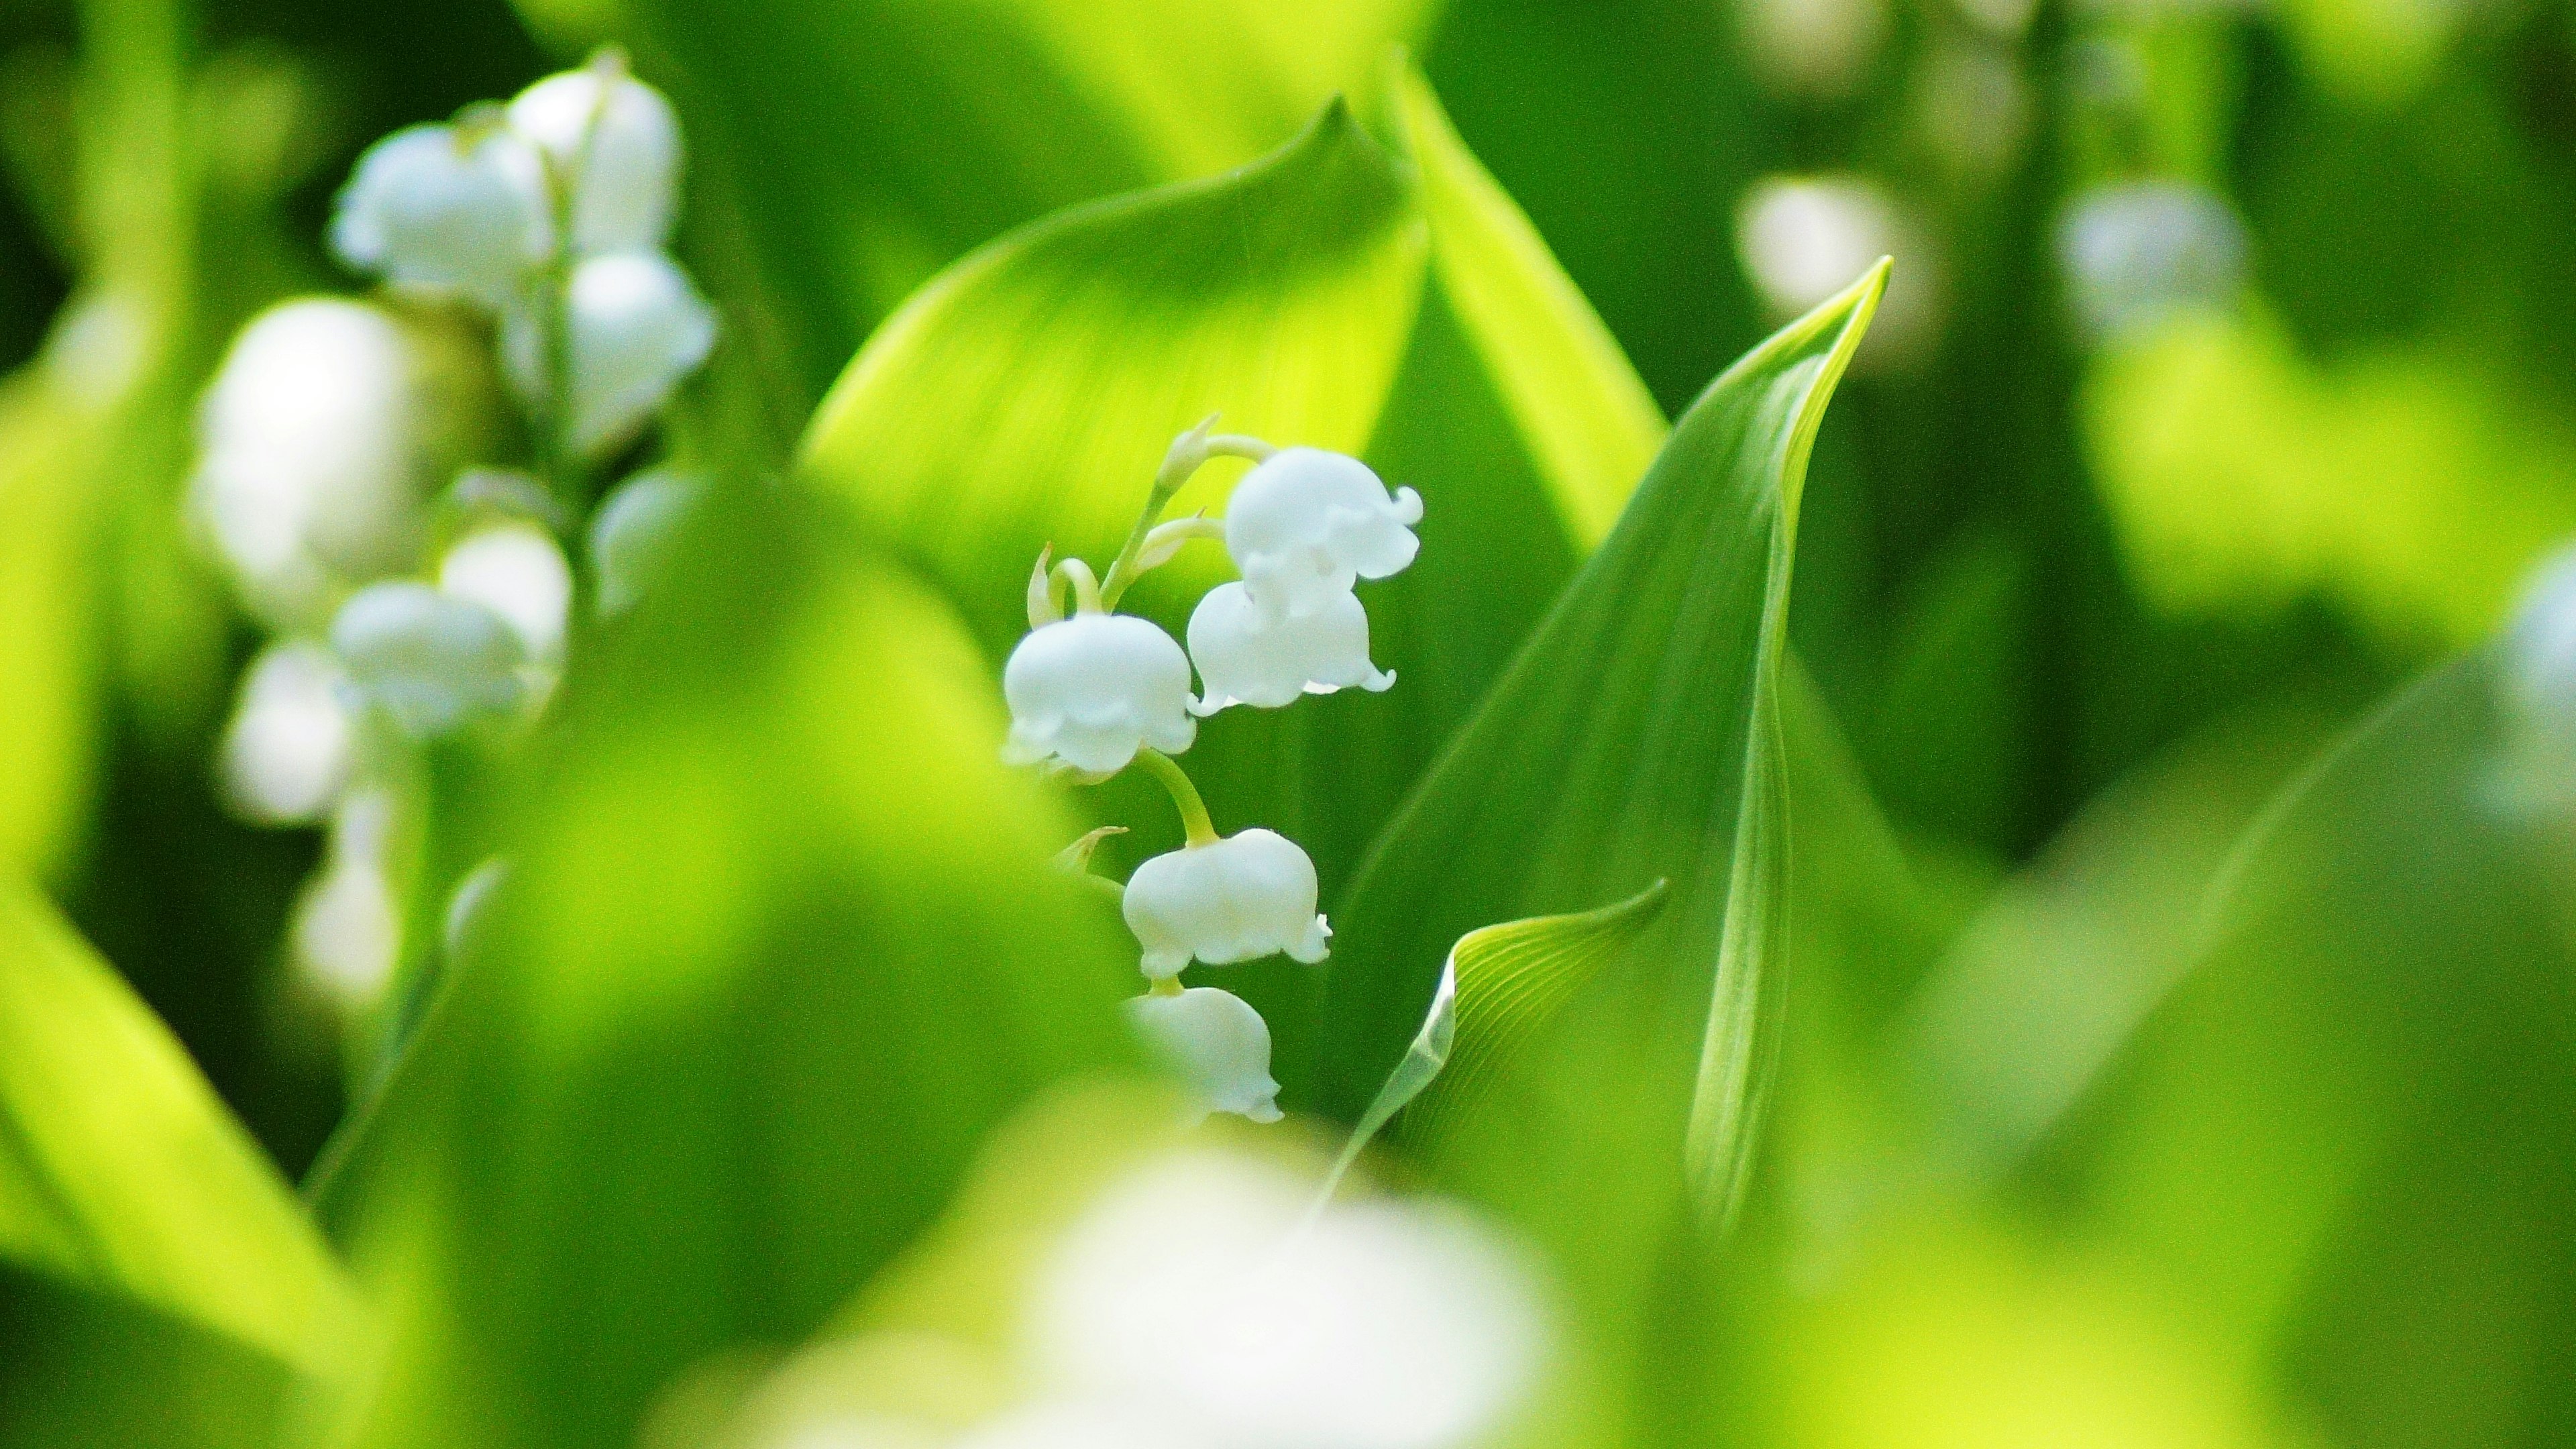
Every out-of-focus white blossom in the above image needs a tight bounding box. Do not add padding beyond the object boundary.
[502,250,716,458]
[438,521,572,664]
[330,581,529,738]
[2057,180,2247,343]
[1122,829,1328,980]
[293,786,405,1006]
[506,60,682,256]
[588,468,703,614]
[1002,614,1197,775]
[219,640,354,826]
[1123,987,1284,1124]
[1186,582,1392,715]
[190,297,490,627]
[1735,174,1935,361]
[1223,449,1421,621]
[1029,1152,1544,1449]
[329,121,549,310]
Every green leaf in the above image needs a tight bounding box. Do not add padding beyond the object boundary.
[0,371,103,881]
[308,490,1139,1449]
[1309,262,1883,1205]
[0,883,355,1375]
[1344,880,1668,1164]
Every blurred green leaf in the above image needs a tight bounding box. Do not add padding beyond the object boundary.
[1310,262,1886,1206]
[0,366,103,882]
[0,882,354,1375]
[309,490,1140,1449]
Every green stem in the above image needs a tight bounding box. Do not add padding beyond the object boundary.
[1132,749,1218,847]
[1097,429,1275,610]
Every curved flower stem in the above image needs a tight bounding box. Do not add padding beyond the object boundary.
[529,51,623,521]
[1052,556,1104,614]
[1132,749,1218,847]
[1097,419,1277,610]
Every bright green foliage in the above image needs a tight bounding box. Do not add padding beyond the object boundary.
[306,491,1138,1449]
[0,884,355,1374]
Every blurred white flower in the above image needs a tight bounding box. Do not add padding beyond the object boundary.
[438,521,572,664]
[218,640,354,826]
[588,467,703,615]
[330,581,530,738]
[293,786,405,1006]
[1030,1152,1544,1449]
[1223,449,1421,621]
[1187,582,1393,715]
[1123,987,1284,1124]
[1002,613,1197,775]
[1122,829,1328,980]
[329,120,549,310]
[502,250,716,458]
[191,297,489,627]
[1735,0,1888,99]
[1735,174,1936,362]
[506,58,681,256]
[2057,180,2247,343]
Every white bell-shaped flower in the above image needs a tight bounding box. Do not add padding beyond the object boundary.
[1186,580,1393,715]
[1224,447,1422,619]
[218,640,354,826]
[1002,613,1197,775]
[438,522,572,665]
[506,62,681,255]
[502,250,716,458]
[329,121,549,310]
[191,298,492,627]
[1123,987,1284,1124]
[330,581,529,738]
[588,468,702,615]
[293,787,405,1007]
[1122,828,1328,979]
[1031,1152,1545,1449]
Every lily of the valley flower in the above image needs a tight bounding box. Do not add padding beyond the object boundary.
[219,641,355,826]
[1122,828,1328,979]
[329,581,530,738]
[1224,447,1422,620]
[500,249,716,458]
[438,522,572,665]
[1004,613,1198,775]
[1187,580,1393,715]
[588,468,704,615]
[329,119,549,310]
[1123,986,1284,1124]
[505,57,682,256]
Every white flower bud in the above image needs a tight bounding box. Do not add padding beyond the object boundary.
[1223,447,1422,619]
[329,121,549,310]
[294,787,405,1006]
[588,468,702,615]
[438,522,572,665]
[502,250,716,458]
[1122,828,1328,979]
[191,298,496,627]
[1186,580,1393,715]
[1002,613,1197,775]
[218,641,354,826]
[1123,987,1284,1124]
[506,62,681,255]
[330,581,529,738]
[1032,1152,1545,1449]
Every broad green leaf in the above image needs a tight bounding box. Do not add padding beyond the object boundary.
[0,368,103,881]
[1309,261,1887,1212]
[0,883,355,1374]
[1386,60,1665,549]
[309,490,1138,1449]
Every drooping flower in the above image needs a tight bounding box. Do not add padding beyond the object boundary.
[218,641,355,826]
[1122,828,1328,979]
[588,468,703,615]
[1186,580,1393,715]
[190,297,496,627]
[1222,447,1422,620]
[1029,1151,1544,1449]
[500,250,717,458]
[329,581,529,738]
[329,120,549,310]
[1002,613,1197,775]
[506,60,681,256]
[292,786,405,1007]
[437,522,572,665]
[1123,986,1284,1124]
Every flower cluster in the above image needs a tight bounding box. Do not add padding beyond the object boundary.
[192,49,711,1008]
[1002,423,1421,1122]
